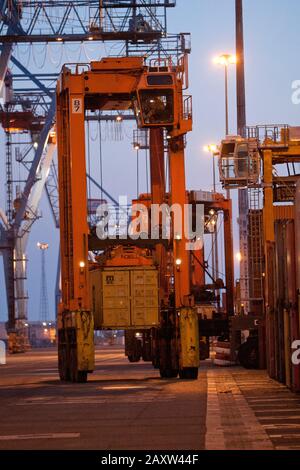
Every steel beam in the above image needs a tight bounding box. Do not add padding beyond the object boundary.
[0,229,15,331]
[1,32,162,44]
[10,55,53,97]
[13,96,56,231]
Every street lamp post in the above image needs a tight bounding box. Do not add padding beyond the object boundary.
[214,54,236,200]
[204,144,218,192]
[214,54,237,136]
[224,63,229,136]
[37,242,50,323]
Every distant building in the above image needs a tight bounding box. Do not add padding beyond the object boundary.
[0,321,56,348]
[28,321,56,347]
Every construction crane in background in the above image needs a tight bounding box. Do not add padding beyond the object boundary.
[0,0,190,352]
[216,0,300,382]
[37,242,50,323]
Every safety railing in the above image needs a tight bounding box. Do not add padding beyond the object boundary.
[246,124,289,147]
[183,95,192,121]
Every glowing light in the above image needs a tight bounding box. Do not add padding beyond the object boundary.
[116,115,123,122]
[209,209,215,216]
[213,54,237,66]
[33,142,38,149]
[79,261,85,268]
[134,144,140,151]
[42,322,47,327]
[204,144,217,153]
[56,37,63,42]
[175,259,182,266]
[88,36,94,41]
[37,242,49,250]
[236,252,242,262]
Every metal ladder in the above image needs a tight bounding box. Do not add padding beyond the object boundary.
[248,187,264,303]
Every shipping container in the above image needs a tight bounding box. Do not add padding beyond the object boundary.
[90,267,159,329]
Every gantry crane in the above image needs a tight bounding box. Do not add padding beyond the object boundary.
[219,125,300,387]
[56,55,201,382]
[0,0,187,352]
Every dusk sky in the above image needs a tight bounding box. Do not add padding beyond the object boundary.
[1,0,300,321]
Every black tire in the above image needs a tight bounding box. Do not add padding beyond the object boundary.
[128,355,141,363]
[159,368,178,379]
[199,341,210,360]
[152,357,160,369]
[238,337,259,369]
[58,345,70,381]
[179,367,199,380]
[69,347,77,382]
[77,371,88,383]
[69,347,88,383]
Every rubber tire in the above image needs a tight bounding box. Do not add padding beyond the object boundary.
[58,345,70,381]
[69,347,88,383]
[128,355,141,363]
[159,368,178,379]
[152,357,160,369]
[179,368,199,380]
[77,371,88,383]
[238,337,259,369]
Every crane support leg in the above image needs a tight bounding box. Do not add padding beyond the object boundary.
[58,311,94,383]
[57,89,94,382]
[149,129,178,377]
[169,137,199,379]
[179,308,199,380]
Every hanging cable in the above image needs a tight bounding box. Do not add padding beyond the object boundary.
[220,213,225,282]
[145,146,149,195]
[165,146,169,194]
[87,121,91,203]
[48,42,64,68]
[90,121,98,142]
[32,43,48,70]
[136,149,139,198]
[82,41,98,62]
[99,117,103,201]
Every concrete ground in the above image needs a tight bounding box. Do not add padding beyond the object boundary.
[0,346,300,450]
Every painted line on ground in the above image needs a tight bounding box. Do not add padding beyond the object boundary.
[0,433,80,441]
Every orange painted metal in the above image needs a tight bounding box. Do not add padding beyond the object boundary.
[56,55,192,319]
[57,89,89,312]
[191,247,205,288]
[149,128,169,304]
[169,137,190,307]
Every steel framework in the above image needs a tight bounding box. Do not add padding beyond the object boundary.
[0,1,175,42]
[0,0,189,351]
